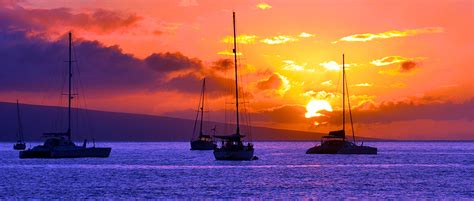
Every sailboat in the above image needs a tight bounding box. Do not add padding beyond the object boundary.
[190,78,216,150]
[19,32,112,159]
[13,100,26,150]
[213,12,256,161]
[306,54,377,155]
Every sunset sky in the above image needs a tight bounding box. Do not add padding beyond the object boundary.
[0,0,473,140]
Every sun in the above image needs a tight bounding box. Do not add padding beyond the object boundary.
[304,99,333,118]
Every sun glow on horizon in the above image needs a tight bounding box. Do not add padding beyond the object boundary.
[304,99,333,118]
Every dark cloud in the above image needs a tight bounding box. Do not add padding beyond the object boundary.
[400,61,418,72]
[211,59,233,72]
[249,98,474,127]
[256,74,282,90]
[0,28,234,96]
[145,52,202,73]
[321,98,474,125]
[252,105,309,124]
[0,3,142,33]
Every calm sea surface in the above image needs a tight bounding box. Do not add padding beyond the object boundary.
[0,142,473,199]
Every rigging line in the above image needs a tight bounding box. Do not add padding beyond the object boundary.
[16,100,24,142]
[72,40,95,141]
[345,71,356,144]
[191,79,204,140]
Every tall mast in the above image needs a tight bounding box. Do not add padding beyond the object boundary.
[342,54,345,134]
[16,100,24,142]
[67,32,72,139]
[232,12,240,135]
[199,78,206,137]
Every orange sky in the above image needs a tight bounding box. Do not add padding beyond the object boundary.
[1,0,473,139]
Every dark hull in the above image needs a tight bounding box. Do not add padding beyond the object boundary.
[214,148,255,160]
[13,143,26,150]
[306,145,377,155]
[19,147,111,159]
[190,140,216,150]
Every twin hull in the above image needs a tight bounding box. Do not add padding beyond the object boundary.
[190,140,216,150]
[19,147,111,159]
[306,144,377,155]
[213,149,254,160]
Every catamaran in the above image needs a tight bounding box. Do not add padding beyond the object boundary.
[13,100,26,150]
[213,12,256,161]
[306,54,377,155]
[190,78,216,150]
[19,32,111,159]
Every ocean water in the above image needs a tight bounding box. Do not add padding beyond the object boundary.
[0,142,473,199]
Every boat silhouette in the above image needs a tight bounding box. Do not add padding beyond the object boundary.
[306,54,377,155]
[213,12,256,161]
[190,78,217,150]
[13,100,26,150]
[19,32,111,159]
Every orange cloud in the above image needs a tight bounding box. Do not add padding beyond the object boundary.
[217,50,242,56]
[256,73,290,96]
[371,56,411,66]
[336,27,443,42]
[373,56,423,74]
[221,34,257,44]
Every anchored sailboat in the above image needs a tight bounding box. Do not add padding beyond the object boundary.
[306,54,377,155]
[13,100,26,150]
[19,32,112,159]
[213,12,256,161]
[190,78,216,150]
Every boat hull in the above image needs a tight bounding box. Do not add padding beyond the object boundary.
[13,143,26,150]
[306,142,377,155]
[190,140,216,150]
[19,147,112,159]
[213,148,255,160]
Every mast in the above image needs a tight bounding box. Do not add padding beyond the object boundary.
[16,100,24,142]
[67,32,72,139]
[342,54,345,135]
[232,12,240,135]
[199,78,206,137]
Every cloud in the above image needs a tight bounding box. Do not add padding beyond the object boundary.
[371,56,410,66]
[0,3,142,34]
[145,52,201,73]
[326,98,474,125]
[281,60,314,72]
[221,34,257,44]
[354,83,372,87]
[400,61,418,72]
[217,50,243,56]
[298,32,315,38]
[256,3,272,10]
[321,80,333,86]
[260,35,298,45]
[211,59,233,72]
[372,56,422,74]
[335,27,443,42]
[256,73,290,96]
[0,28,234,97]
[319,61,357,71]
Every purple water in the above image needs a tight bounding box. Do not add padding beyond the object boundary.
[0,142,473,199]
